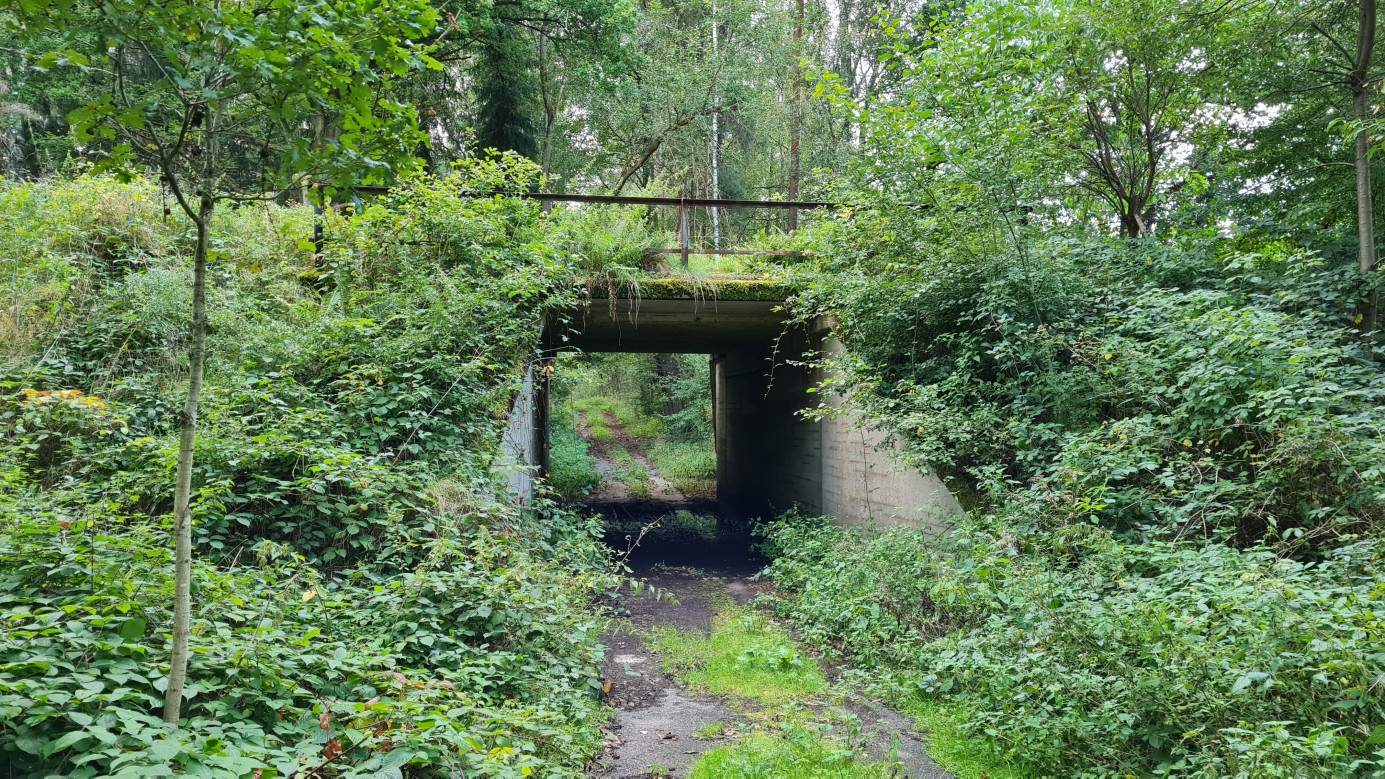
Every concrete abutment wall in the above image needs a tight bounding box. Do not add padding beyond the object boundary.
[712,324,960,526]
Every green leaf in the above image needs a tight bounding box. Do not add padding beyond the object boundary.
[378,749,413,770]
[119,617,148,640]
[42,730,92,758]
[148,738,181,762]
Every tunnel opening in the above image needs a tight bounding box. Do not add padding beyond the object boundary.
[500,294,961,571]
[540,296,819,572]
[547,349,762,573]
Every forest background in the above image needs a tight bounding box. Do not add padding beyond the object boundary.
[3,0,1385,776]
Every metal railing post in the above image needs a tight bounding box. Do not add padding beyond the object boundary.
[680,201,691,269]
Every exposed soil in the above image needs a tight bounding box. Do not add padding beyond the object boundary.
[579,410,685,502]
[589,507,952,779]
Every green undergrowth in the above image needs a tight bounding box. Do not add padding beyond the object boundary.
[760,514,1385,777]
[647,583,905,777]
[0,166,623,776]
[548,428,601,500]
[616,461,651,498]
[688,720,898,779]
[892,692,1029,779]
[645,442,716,499]
[772,208,1385,775]
[649,608,825,705]
[571,396,663,440]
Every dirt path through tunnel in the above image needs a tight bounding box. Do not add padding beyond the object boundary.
[578,410,685,503]
[589,510,952,778]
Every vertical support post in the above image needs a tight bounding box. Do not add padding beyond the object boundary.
[534,357,553,479]
[712,354,727,505]
[680,202,691,269]
[312,197,324,257]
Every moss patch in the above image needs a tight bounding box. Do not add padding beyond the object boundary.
[604,276,798,301]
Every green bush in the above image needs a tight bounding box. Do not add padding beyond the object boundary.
[552,203,657,272]
[0,513,612,777]
[548,428,601,499]
[762,516,1385,776]
[776,218,1385,775]
[0,164,621,776]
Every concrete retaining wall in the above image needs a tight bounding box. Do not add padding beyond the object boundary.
[500,364,539,503]
[713,327,961,528]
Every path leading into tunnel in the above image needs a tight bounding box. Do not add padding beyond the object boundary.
[577,409,685,503]
[587,509,952,779]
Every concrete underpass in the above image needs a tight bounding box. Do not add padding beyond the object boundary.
[504,293,961,527]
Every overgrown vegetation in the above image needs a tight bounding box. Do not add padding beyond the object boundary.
[752,1,1385,773]
[650,609,824,705]
[551,353,717,502]
[646,0,1385,772]
[0,167,621,775]
[8,0,1385,773]
[646,583,903,778]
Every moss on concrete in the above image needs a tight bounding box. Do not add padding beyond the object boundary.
[618,276,796,301]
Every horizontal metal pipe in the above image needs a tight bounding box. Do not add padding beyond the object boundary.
[348,186,836,210]
[644,249,808,256]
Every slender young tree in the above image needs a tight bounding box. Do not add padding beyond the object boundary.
[4,0,439,723]
[1352,0,1379,273]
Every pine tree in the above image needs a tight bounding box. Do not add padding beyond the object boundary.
[474,24,540,159]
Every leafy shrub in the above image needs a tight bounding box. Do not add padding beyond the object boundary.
[0,164,621,776]
[776,225,1385,775]
[760,516,1385,776]
[549,428,601,500]
[0,513,612,777]
[552,203,657,272]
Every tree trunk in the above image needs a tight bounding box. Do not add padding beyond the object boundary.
[162,190,211,724]
[710,2,721,251]
[654,353,686,414]
[1355,0,1378,275]
[788,0,803,231]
